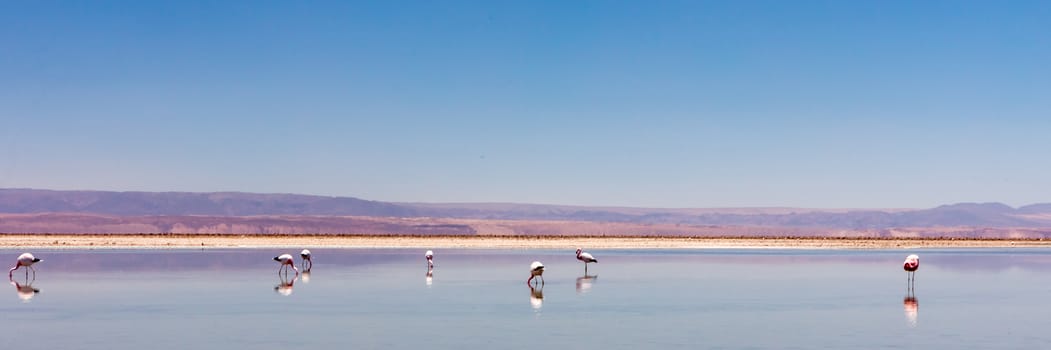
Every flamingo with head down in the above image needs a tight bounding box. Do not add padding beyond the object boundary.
[300,249,313,271]
[527,261,545,286]
[903,254,919,285]
[8,253,41,279]
[274,254,300,276]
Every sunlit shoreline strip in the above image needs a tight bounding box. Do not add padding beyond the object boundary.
[0,234,1049,250]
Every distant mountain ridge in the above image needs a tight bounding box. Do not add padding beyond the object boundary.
[1,188,1050,230]
[0,188,417,217]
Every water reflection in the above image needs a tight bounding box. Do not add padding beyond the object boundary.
[274,274,297,296]
[529,285,543,310]
[301,270,312,284]
[425,267,433,287]
[576,275,597,294]
[904,295,918,328]
[9,278,39,303]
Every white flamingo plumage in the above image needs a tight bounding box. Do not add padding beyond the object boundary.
[8,253,41,279]
[425,250,434,268]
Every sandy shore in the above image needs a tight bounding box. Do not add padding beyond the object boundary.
[0,234,1050,249]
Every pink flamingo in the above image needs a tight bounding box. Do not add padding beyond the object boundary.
[8,253,41,279]
[273,254,300,276]
[576,248,597,273]
[903,254,919,288]
[527,261,545,286]
[425,250,434,268]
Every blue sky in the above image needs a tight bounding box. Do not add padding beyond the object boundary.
[2,1,1050,208]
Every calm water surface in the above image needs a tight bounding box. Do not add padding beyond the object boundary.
[3,248,1051,349]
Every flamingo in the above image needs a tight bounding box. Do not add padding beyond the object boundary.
[8,253,41,279]
[273,254,299,276]
[300,249,313,271]
[576,248,597,273]
[903,254,919,288]
[527,261,545,286]
[425,250,434,268]
[426,267,433,287]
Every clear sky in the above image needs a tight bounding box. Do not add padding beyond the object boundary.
[2,1,1050,208]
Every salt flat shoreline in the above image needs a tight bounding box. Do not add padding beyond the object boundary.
[0,234,1049,249]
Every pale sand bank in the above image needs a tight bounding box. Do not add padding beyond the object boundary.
[1,234,1050,249]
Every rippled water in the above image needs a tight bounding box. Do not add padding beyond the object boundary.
[3,248,1051,349]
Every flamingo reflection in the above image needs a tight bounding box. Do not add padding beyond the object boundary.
[576,275,597,294]
[9,278,39,302]
[274,274,297,296]
[529,285,543,310]
[301,270,312,284]
[903,294,918,328]
[426,267,433,287]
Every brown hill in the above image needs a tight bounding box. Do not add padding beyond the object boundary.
[2,189,1050,235]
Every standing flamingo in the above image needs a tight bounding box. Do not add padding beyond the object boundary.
[425,250,434,268]
[903,254,919,289]
[576,248,597,273]
[300,249,313,271]
[274,254,299,276]
[8,253,41,279]
[527,261,545,286]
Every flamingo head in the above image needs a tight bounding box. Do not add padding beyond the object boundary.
[576,248,583,255]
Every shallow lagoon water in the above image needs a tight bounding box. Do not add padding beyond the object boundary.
[3,248,1051,349]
